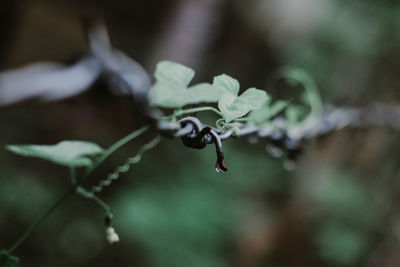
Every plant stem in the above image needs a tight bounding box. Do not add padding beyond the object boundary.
[6,125,152,254]
[163,106,223,120]
[7,186,77,254]
[76,186,111,213]
[70,167,77,184]
[232,118,249,122]
[91,195,111,213]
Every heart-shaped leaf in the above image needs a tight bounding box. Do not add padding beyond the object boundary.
[0,251,19,267]
[214,74,268,122]
[213,74,240,95]
[148,61,223,108]
[6,141,104,168]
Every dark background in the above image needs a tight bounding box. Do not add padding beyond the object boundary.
[1,0,400,266]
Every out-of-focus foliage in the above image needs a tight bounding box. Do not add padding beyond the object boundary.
[307,168,386,265]
[237,0,400,103]
[114,141,285,267]
[0,250,19,267]
[2,0,400,266]
[6,141,104,168]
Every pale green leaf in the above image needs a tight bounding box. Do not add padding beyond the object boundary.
[212,74,240,96]
[176,83,223,106]
[218,95,241,123]
[218,88,268,122]
[238,88,268,108]
[148,82,182,108]
[154,61,194,87]
[248,100,289,125]
[248,100,271,125]
[6,141,104,168]
[149,61,223,108]
[0,251,19,267]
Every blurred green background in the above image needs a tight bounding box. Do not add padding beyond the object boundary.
[1,0,400,266]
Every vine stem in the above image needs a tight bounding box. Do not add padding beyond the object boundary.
[70,167,77,184]
[162,106,223,120]
[7,186,77,254]
[6,125,151,254]
[76,186,112,213]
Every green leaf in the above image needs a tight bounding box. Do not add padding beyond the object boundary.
[218,94,241,123]
[148,61,223,108]
[239,88,268,107]
[248,100,288,125]
[154,61,195,87]
[175,83,223,105]
[6,141,104,168]
[212,74,240,95]
[214,74,268,122]
[0,251,19,267]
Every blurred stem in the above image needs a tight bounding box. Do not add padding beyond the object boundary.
[70,167,77,184]
[76,186,111,213]
[7,186,77,254]
[232,118,249,122]
[6,125,152,254]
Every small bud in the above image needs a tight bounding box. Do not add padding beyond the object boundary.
[105,227,119,244]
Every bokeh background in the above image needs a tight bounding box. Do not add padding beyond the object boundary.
[1,0,400,266]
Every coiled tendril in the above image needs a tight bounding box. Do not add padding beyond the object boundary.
[91,135,161,193]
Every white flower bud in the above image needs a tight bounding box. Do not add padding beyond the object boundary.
[105,227,119,244]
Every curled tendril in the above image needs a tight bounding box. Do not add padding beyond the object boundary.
[216,118,227,129]
[91,135,161,193]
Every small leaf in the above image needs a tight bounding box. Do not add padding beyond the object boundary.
[212,74,240,96]
[218,94,242,123]
[149,61,223,108]
[215,75,268,122]
[248,100,288,125]
[154,61,195,88]
[239,88,268,108]
[6,141,104,168]
[218,91,268,122]
[177,83,223,105]
[0,251,19,267]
